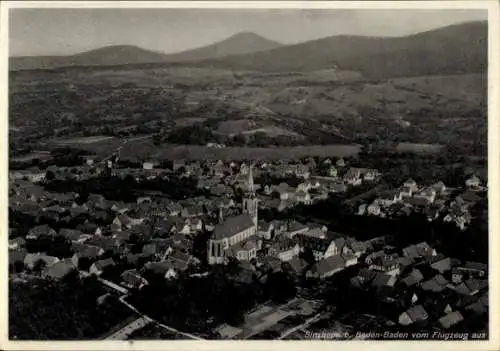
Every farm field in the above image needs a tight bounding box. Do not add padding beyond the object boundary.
[51,136,115,145]
[396,142,444,153]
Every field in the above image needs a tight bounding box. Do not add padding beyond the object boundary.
[154,144,360,161]
[396,142,444,153]
[127,324,189,340]
[9,64,486,156]
[215,298,321,339]
[51,136,114,145]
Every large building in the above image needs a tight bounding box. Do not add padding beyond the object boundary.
[207,166,261,265]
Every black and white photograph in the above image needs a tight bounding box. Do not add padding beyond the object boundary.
[2,1,498,348]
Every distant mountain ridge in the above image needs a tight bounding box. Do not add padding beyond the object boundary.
[10,21,487,79]
[197,21,487,79]
[9,32,282,71]
[164,32,282,62]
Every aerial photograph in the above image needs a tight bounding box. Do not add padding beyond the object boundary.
[7,6,489,342]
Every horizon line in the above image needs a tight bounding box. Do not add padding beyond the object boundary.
[9,19,486,58]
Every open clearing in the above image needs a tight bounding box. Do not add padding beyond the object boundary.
[396,142,444,153]
[150,144,361,161]
[51,136,114,145]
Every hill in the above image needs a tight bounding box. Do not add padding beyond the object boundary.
[164,32,282,62]
[198,21,487,79]
[9,32,281,71]
[9,45,168,71]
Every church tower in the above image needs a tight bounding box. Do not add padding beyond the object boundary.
[242,164,258,227]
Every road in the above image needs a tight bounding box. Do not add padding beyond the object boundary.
[81,270,203,340]
[105,316,151,340]
[118,295,204,340]
[278,312,324,340]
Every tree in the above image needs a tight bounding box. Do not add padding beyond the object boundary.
[32,259,46,275]
[45,170,55,181]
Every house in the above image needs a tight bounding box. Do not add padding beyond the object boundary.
[403,178,418,191]
[401,269,425,287]
[308,255,345,279]
[398,305,429,326]
[295,191,312,205]
[326,166,338,177]
[402,242,436,260]
[142,259,188,280]
[345,240,369,258]
[300,226,327,239]
[457,261,488,278]
[225,237,260,262]
[43,260,76,280]
[369,256,400,276]
[9,250,27,270]
[465,175,481,188]
[71,244,105,269]
[421,275,449,293]
[121,269,149,289]
[363,169,380,182]
[58,228,86,243]
[143,160,158,170]
[113,214,134,229]
[367,203,381,216]
[371,272,397,290]
[268,238,300,262]
[465,294,488,317]
[342,253,358,267]
[430,181,447,194]
[377,191,399,207]
[464,278,488,296]
[404,195,431,208]
[438,311,464,329]
[87,193,108,210]
[24,253,60,270]
[89,258,116,276]
[257,256,283,275]
[258,221,274,240]
[430,257,454,274]
[414,189,436,204]
[165,202,183,216]
[329,181,348,193]
[296,235,331,261]
[343,168,362,186]
[282,256,309,276]
[8,237,26,250]
[324,237,346,259]
[26,224,57,239]
[357,204,367,215]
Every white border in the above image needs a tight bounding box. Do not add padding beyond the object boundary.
[1,1,499,351]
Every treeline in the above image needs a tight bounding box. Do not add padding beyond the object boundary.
[287,197,488,264]
[9,274,135,340]
[155,123,351,148]
[128,264,296,333]
[44,175,208,202]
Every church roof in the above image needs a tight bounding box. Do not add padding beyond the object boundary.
[212,214,255,240]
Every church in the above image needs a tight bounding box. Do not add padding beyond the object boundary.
[207,166,262,265]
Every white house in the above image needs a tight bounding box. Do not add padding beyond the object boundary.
[465,175,481,188]
[368,203,381,216]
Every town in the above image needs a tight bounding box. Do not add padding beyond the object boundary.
[9,150,488,340]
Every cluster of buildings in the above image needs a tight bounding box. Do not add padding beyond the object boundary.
[358,175,486,230]
[8,153,488,335]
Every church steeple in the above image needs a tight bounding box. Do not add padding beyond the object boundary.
[247,164,255,194]
[242,163,258,227]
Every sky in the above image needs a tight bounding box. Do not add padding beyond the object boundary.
[9,8,488,57]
